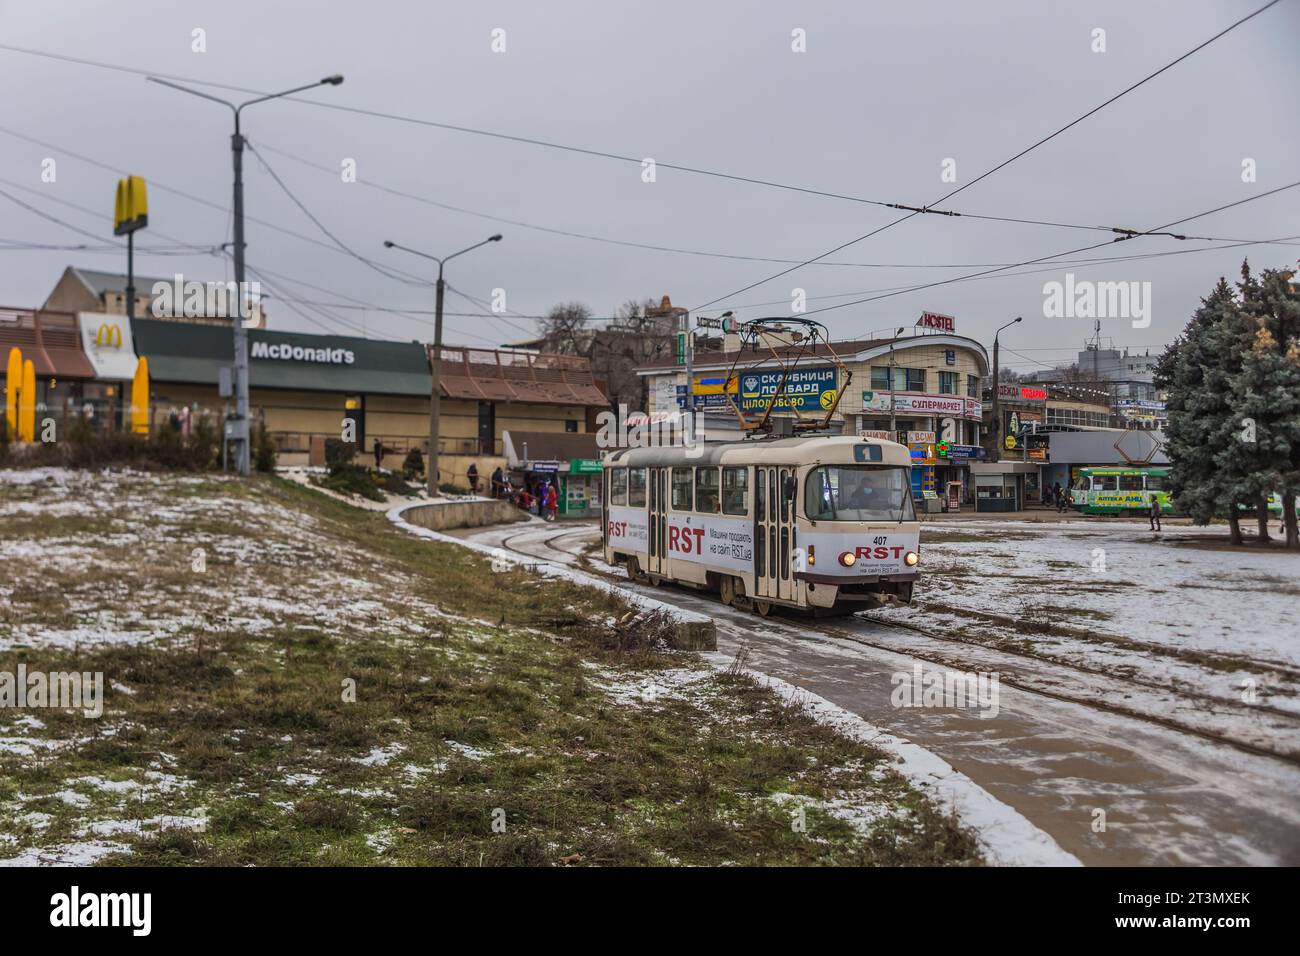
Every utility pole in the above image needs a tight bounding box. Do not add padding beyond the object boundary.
[384,235,503,496]
[991,316,1022,460]
[887,326,904,438]
[147,74,344,476]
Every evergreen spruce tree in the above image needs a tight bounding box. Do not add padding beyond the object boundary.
[1234,267,1300,548]
[1155,279,1238,530]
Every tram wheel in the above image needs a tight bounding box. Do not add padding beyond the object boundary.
[719,576,736,606]
[753,600,773,617]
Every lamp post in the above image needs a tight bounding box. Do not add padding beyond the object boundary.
[991,316,1022,459]
[146,74,344,475]
[887,326,905,438]
[383,235,503,496]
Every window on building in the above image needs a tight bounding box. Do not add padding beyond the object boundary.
[611,467,628,506]
[722,467,748,515]
[628,468,647,507]
[870,366,926,391]
[695,467,720,513]
[967,374,979,398]
[565,420,578,432]
[671,467,693,510]
[939,371,958,394]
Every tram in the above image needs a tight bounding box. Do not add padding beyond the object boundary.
[601,435,920,615]
[1068,466,1175,515]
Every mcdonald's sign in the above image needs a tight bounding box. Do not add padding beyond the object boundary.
[95,323,123,349]
[113,176,148,236]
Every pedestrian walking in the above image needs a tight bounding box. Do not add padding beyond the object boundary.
[372,437,383,469]
[537,480,549,517]
[490,466,504,498]
[545,482,559,521]
[1052,481,1062,508]
[1149,493,1162,532]
[467,462,479,495]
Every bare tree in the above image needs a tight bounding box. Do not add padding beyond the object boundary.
[538,298,674,411]
[538,302,593,355]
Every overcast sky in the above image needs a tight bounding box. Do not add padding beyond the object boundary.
[1,0,1296,376]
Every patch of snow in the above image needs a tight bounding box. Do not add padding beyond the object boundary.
[0,840,129,866]
[355,743,406,767]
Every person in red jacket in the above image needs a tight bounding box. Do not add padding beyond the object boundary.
[545,483,559,521]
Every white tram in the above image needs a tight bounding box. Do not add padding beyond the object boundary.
[601,435,920,615]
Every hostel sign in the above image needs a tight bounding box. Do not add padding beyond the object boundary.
[916,311,956,332]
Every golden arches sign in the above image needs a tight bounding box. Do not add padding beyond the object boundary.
[95,323,123,349]
[113,176,148,236]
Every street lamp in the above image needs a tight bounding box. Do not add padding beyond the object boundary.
[991,316,1022,458]
[146,73,344,476]
[383,235,503,496]
[887,327,905,437]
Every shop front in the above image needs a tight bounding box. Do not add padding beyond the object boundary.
[502,430,603,518]
[0,308,98,431]
[562,458,603,517]
[130,318,432,467]
[970,461,1039,512]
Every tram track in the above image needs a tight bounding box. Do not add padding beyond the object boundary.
[488,523,1300,763]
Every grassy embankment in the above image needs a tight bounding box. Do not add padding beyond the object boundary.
[0,471,979,866]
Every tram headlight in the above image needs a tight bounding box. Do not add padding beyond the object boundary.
[838,551,857,568]
[904,550,919,567]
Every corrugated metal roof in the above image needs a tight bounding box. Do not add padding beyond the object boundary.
[502,430,600,467]
[436,346,608,407]
[0,307,95,378]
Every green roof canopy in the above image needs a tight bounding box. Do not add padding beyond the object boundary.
[131,319,432,395]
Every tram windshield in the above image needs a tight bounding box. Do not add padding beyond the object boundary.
[805,465,915,522]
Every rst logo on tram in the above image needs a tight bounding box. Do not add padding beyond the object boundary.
[667,525,706,554]
[855,544,908,560]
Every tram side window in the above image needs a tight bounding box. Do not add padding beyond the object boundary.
[1146,474,1166,491]
[1119,474,1144,491]
[756,468,766,522]
[695,467,721,513]
[628,468,648,507]
[1096,475,1118,491]
[611,468,628,506]
[722,466,748,516]
[671,467,693,510]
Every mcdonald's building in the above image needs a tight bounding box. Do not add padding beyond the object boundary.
[6,267,610,488]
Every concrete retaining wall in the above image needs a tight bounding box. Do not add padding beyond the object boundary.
[401,498,526,532]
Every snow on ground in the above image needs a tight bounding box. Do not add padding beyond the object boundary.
[0,468,452,653]
[873,520,1300,715]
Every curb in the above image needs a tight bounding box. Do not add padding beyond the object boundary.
[386,502,717,650]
